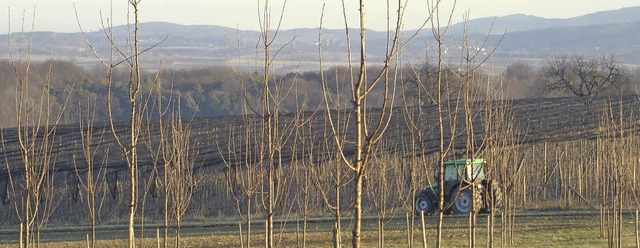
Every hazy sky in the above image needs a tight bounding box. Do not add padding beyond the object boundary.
[2,0,640,34]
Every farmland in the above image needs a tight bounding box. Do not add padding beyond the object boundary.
[0,93,639,246]
[2,94,639,175]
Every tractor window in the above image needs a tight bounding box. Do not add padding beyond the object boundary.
[444,166,459,181]
[466,163,485,181]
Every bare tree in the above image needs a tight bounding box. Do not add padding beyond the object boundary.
[223,120,263,248]
[310,126,350,248]
[366,143,407,248]
[596,92,640,248]
[166,103,202,247]
[542,53,628,97]
[319,0,433,246]
[503,62,541,99]
[224,1,304,247]
[422,1,460,247]
[404,63,464,104]
[450,13,505,247]
[291,107,320,248]
[77,1,151,247]
[104,2,143,245]
[4,10,72,247]
[73,97,109,248]
[33,159,61,248]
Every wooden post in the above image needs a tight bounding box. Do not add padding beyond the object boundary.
[238,223,244,248]
[600,204,605,239]
[421,211,427,248]
[406,213,411,248]
[543,141,547,201]
[486,214,490,248]
[378,218,382,248]
[522,174,526,210]
[635,209,639,248]
[20,223,23,248]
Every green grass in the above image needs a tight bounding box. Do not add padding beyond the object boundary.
[1,211,638,247]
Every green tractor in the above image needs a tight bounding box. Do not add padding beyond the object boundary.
[415,158,503,215]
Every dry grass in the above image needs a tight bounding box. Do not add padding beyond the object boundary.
[1,211,638,247]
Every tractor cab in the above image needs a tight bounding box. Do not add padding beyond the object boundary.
[443,158,486,183]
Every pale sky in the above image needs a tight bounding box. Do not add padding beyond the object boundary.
[2,0,640,34]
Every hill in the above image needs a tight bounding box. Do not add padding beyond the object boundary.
[450,6,640,34]
[1,7,640,69]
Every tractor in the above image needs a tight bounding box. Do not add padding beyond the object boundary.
[414,158,502,215]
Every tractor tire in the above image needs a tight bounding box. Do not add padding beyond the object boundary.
[452,188,476,214]
[415,190,435,216]
[473,188,483,212]
[482,180,503,213]
[490,181,503,211]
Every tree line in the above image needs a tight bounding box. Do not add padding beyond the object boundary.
[1,54,637,128]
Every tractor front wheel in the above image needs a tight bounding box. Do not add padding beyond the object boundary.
[415,191,435,216]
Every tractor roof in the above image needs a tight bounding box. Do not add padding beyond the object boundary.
[443,158,485,166]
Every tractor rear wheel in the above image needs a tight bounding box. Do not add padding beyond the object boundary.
[452,189,475,214]
[482,180,504,213]
[489,181,503,211]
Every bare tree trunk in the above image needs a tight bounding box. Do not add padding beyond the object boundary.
[175,216,181,248]
[128,151,137,248]
[635,209,639,248]
[163,170,169,248]
[510,198,516,245]
[303,210,307,248]
[607,206,612,247]
[408,212,414,248]
[381,218,385,248]
[24,180,31,248]
[352,171,364,248]
[618,193,622,248]
[127,2,142,247]
[421,211,427,248]
[601,204,606,239]
[238,223,244,248]
[435,36,446,248]
[335,181,341,248]
[247,200,251,248]
[19,223,23,248]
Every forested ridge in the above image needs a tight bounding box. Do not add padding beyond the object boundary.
[0,60,388,126]
[2,59,639,128]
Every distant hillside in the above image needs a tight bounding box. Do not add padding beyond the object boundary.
[451,6,640,34]
[1,6,640,68]
[493,21,640,62]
